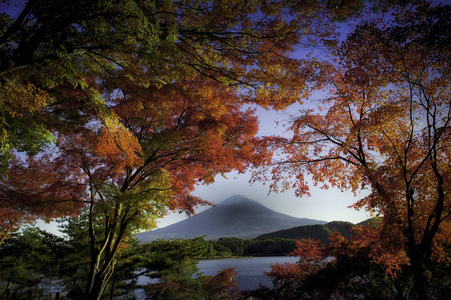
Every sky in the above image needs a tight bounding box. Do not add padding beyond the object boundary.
[164,171,372,228]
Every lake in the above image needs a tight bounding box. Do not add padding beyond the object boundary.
[197,256,299,291]
[137,256,298,298]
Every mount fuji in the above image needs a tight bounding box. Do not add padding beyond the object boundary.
[137,195,326,242]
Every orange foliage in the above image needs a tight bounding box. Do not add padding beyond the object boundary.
[0,155,86,243]
[260,1,450,297]
[95,77,269,215]
[329,223,409,277]
[201,267,240,299]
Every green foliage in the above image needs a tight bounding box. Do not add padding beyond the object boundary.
[105,238,146,300]
[0,226,66,298]
[244,238,297,257]
[144,275,205,300]
[210,242,233,258]
[144,237,208,279]
[6,116,56,155]
[203,237,297,258]
[142,238,240,300]
[57,213,146,299]
[215,237,245,257]
[56,216,95,298]
[0,220,146,299]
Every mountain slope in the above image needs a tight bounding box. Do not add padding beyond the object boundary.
[137,195,326,242]
[254,221,355,244]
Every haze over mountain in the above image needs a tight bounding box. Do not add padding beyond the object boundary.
[137,195,326,243]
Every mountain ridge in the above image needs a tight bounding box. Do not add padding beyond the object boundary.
[137,195,326,243]
[253,218,380,244]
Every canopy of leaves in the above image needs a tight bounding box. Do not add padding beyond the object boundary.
[256,1,450,298]
[0,0,339,172]
[0,0,339,246]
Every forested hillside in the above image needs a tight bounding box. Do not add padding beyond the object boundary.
[254,221,354,244]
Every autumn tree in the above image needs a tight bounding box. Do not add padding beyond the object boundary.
[325,223,450,299]
[0,0,339,172]
[0,0,405,175]
[265,222,450,299]
[257,1,450,299]
[0,0,410,242]
[0,0,340,254]
[0,1,417,298]
[50,73,271,298]
[0,1,342,298]
[263,238,332,299]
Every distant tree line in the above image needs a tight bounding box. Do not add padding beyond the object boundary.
[212,237,296,257]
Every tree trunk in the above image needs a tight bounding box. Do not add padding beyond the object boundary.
[85,272,109,300]
[411,255,429,300]
[109,273,116,300]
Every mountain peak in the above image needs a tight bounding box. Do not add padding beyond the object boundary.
[217,195,259,206]
[137,195,326,242]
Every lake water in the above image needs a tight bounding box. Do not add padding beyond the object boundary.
[197,256,299,291]
[137,256,298,297]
